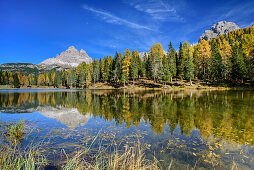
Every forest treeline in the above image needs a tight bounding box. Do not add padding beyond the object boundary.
[0,26,254,88]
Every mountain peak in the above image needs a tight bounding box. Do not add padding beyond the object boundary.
[66,46,79,53]
[38,46,92,70]
[67,46,76,50]
[80,49,87,54]
[199,21,240,42]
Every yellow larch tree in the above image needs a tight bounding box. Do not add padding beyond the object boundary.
[195,40,211,80]
[23,75,29,87]
[121,49,131,87]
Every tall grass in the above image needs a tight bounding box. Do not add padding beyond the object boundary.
[0,144,47,170]
[0,120,47,170]
[5,120,25,144]
[0,120,159,170]
[61,141,158,170]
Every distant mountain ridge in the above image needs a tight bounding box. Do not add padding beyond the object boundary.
[0,63,40,75]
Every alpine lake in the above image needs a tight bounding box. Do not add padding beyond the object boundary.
[0,89,253,169]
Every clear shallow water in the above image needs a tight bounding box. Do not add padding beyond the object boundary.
[0,89,253,169]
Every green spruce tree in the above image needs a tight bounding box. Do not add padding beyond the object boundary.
[177,42,184,80]
[168,42,177,82]
[231,42,247,83]
[210,41,224,82]
[184,50,194,85]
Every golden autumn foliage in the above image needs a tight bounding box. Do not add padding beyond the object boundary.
[132,49,139,57]
[121,49,132,86]
[23,75,29,87]
[37,74,45,86]
[149,43,164,58]
[195,40,211,79]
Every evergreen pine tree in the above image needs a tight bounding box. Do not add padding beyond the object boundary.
[54,71,61,88]
[162,55,170,86]
[130,50,139,84]
[231,42,247,83]
[13,72,20,88]
[177,42,184,80]
[112,52,122,83]
[210,40,224,81]
[168,42,177,82]
[0,70,3,85]
[92,59,100,84]
[184,50,195,85]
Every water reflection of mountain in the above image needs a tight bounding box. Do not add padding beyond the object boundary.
[37,106,91,129]
[0,93,92,128]
[0,90,253,146]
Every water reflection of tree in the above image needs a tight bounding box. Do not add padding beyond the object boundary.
[0,90,253,146]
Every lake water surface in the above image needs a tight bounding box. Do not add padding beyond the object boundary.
[0,89,253,169]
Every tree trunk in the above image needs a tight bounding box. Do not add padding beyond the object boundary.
[170,77,172,82]
[203,67,206,82]
[190,78,192,86]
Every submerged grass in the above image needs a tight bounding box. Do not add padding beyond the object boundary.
[0,120,47,170]
[60,129,158,169]
[0,144,47,170]
[0,120,159,170]
[61,141,158,170]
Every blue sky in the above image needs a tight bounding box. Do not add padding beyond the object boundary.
[0,0,253,64]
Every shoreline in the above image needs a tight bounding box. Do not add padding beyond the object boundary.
[1,85,252,91]
[1,78,254,91]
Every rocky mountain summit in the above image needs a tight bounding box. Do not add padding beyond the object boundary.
[199,21,240,42]
[38,46,92,70]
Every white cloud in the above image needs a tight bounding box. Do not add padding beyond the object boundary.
[126,0,184,22]
[82,5,154,31]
